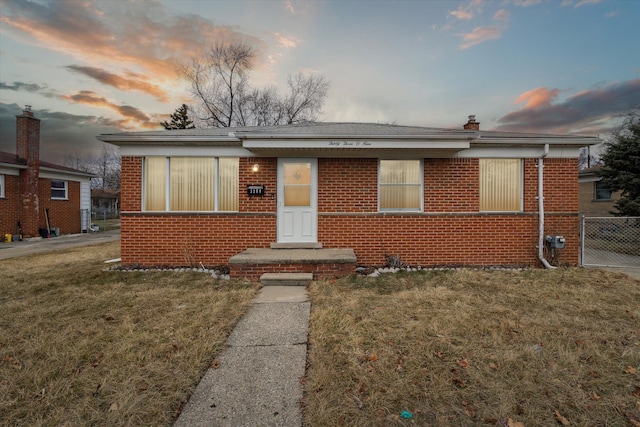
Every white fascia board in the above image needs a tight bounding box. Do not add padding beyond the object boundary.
[119,145,256,157]
[0,165,22,175]
[475,136,599,146]
[578,176,601,183]
[242,139,471,150]
[455,146,581,158]
[97,135,241,145]
[40,169,93,182]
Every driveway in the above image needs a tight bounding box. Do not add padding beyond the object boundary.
[0,229,120,260]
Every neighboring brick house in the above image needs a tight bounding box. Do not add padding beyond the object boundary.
[1,108,93,239]
[99,117,599,276]
[578,167,621,216]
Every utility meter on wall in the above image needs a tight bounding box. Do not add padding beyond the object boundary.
[546,235,565,249]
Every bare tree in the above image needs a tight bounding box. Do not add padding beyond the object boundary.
[180,42,330,127]
[63,144,121,190]
[281,72,330,124]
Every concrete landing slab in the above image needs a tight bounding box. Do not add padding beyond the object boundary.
[254,286,309,303]
[229,248,356,264]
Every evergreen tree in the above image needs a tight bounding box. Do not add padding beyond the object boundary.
[599,109,640,216]
[161,104,195,129]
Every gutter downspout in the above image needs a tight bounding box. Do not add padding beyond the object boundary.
[538,143,556,269]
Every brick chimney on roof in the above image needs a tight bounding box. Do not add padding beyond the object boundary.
[463,115,480,131]
[16,105,41,238]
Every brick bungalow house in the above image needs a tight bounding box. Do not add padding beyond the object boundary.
[578,167,621,216]
[1,108,94,239]
[98,117,600,278]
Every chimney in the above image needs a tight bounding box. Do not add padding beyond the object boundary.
[16,105,41,238]
[463,115,480,131]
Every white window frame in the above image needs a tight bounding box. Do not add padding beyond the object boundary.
[378,159,424,212]
[0,174,4,198]
[51,180,68,200]
[142,156,238,212]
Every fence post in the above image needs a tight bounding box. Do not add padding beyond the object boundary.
[580,214,585,267]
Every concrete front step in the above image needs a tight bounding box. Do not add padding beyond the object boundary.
[229,248,357,280]
[260,273,313,286]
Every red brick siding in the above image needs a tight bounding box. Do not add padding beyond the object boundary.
[318,158,378,212]
[120,214,275,266]
[1,176,82,237]
[0,174,21,236]
[239,157,277,212]
[119,156,579,268]
[121,156,142,211]
[38,179,82,234]
[424,158,479,212]
[318,213,578,267]
[230,262,355,280]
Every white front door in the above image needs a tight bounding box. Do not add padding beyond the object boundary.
[277,158,317,243]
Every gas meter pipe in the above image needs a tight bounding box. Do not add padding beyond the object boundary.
[538,143,557,269]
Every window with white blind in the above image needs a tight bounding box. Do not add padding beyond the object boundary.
[143,157,239,212]
[479,159,522,212]
[379,160,422,211]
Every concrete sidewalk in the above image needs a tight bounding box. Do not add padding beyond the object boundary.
[0,229,120,260]
[174,286,309,427]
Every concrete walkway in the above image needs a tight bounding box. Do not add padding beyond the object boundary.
[174,286,310,427]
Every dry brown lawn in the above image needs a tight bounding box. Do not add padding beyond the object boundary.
[0,241,258,426]
[305,268,640,426]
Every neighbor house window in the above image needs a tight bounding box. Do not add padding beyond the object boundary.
[51,180,68,200]
[479,159,522,212]
[143,157,239,212]
[594,180,612,201]
[0,174,4,198]
[379,160,422,211]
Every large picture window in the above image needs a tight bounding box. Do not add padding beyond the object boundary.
[479,159,522,212]
[379,160,422,211]
[51,180,68,200]
[143,157,239,212]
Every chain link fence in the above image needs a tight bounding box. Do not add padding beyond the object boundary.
[581,216,640,268]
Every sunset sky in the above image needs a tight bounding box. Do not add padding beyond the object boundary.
[1,0,639,164]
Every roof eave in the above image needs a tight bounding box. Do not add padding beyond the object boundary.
[40,166,96,178]
[0,161,26,169]
[475,136,600,146]
[236,132,478,141]
[96,135,242,146]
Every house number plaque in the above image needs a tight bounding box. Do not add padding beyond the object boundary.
[247,185,265,196]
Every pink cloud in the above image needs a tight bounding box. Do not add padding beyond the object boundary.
[495,79,640,134]
[449,0,484,20]
[515,87,562,109]
[493,9,511,22]
[0,0,267,93]
[65,66,169,102]
[458,26,502,49]
[63,90,159,129]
